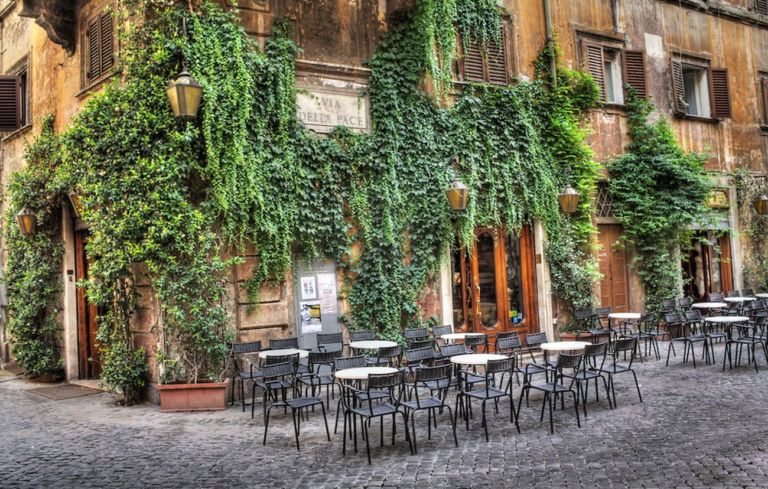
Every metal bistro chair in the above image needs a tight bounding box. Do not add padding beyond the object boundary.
[463,334,487,353]
[251,353,300,419]
[601,337,642,407]
[343,371,413,464]
[634,313,663,361]
[400,364,458,452]
[708,292,725,302]
[563,342,612,417]
[455,357,519,442]
[518,353,582,434]
[496,336,523,385]
[404,327,429,347]
[665,312,707,368]
[298,350,342,409]
[269,337,299,349]
[259,361,331,451]
[685,310,714,364]
[723,318,768,373]
[333,355,385,434]
[677,297,693,313]
[316,333,344,353]
[228,340,262,411]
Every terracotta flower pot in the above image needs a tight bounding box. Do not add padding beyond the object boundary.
[157,378,230,413]
[558,331,590,342]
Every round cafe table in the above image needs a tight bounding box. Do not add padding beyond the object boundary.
[724,297,755,303]
[755,293,768,299]
[334,366,398,381]
[540,341,591,352]
[704,316,749,323]
[349,340,398,350]
[692,302,727,309]
[607,312,642,333]
[258,348,309,360]
[449,353,508,366]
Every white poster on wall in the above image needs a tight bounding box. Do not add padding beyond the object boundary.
[300,301,322,334]
[300,276,317,300]
[317,273,337,315]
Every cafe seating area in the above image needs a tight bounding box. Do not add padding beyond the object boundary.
[226,289,768,462]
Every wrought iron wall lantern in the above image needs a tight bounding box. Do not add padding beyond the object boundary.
[15,207,36,236]
[445,157,469,211]
[166,18,202,121]
[558,184,580,214]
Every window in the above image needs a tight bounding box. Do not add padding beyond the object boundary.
[760,73,768,127]
[457,29,509,85]
[0,75,20,132]
[83,12,114,87]
[18,67,29,128]
[582,40,647,104]
[670,57,731,119]
[757,0,768,16]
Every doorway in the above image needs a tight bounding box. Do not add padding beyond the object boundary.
[682,231,733,300]
[75,230,101,379]
[597,224,629,312]
[450,227,538,343]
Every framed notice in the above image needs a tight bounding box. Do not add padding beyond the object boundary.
[300,276,317,300]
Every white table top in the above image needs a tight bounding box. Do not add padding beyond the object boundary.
[334,367,398,380]
[259,348,309,359]
[608,312,641,320]
[692,302,728,309]
[450,354,508,366]
[724,297,755,303]
[349,340,398,349]
[755,293,768,299]
[704,316,750,323]
[541,341,591,352]
[441,333,486,341]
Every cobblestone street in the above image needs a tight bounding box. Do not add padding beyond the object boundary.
[2,344,768,488]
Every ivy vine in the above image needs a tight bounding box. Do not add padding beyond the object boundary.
[734,170,768,291]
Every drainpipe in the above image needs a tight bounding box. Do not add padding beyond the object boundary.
[543,0,557,86]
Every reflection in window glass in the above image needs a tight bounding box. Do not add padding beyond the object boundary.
[476,233,497,328]
[506,234,525,324]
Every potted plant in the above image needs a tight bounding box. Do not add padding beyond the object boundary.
[557,319,592,342]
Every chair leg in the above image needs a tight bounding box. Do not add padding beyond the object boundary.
[666,341,675,366]
[263,405,273,446]
[320,402,331,442]
[482,399,489,442]
[631,370,643,403]
[601,375,613,410]
[547,393,554,435]
[363,418,371,465]
[572,390,581,428]
[291,409,301,451]
[444,405,459,446]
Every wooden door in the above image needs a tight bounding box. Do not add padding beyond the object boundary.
[597,224,629,312]
[718,235,733,293]
[450,227,538,343]
[75,231,101,379]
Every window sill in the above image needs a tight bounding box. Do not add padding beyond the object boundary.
[674,114,721,124]
[590,104,626,116]
[1,123,32,142]
[76,70,117,99]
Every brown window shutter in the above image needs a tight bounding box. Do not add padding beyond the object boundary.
[100,14,114,73]
[711,68,731,119]
[623,50,647,99]
[761,77,768,123]
[87,18,101,82]
[463,40,485,82]
[670,59,686,116]
[0,75,20,132]
[757,0,768,15]
[486,31,508,85]
[583,41,605,101]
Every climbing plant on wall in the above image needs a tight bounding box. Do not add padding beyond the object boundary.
[6,0,603,399]
[3,116,64,379]
[734,170,768,291]
[609,91,711,308]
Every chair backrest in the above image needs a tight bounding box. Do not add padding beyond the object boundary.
[726,290,740,298]
[664,312,683,325]
[232,341,262,354]
[677,297,693,310]
[584,342,608,358]
[264,352,300,367]
[413,364,451,383]
[708,292,724,302]
[377,346,402,367]
[684,310,702,322]
[407,338,436,351]
[750,300,766,311]
[439,343,466,358]
[316,333,343,352]
[660,299,678,311]
[574,309,595,328]
[486,356,516,375]
[638,312,657,330]
[525,332,547,348]
[405,346,435,366]
[464,335,486,348]
[307,350,341,369]
[495,331,518,341]
[613,337,637,354]
[741,288,755,297]
[261,361,294,383]
[496,336,521,354]
[349,330,375,342]
[334,355,366,370]
[368,371,403,390]
[595,307,612,318]
[269,337,299,349]
[432,325,453,337]
[404,327,429,341]
[555,353,582,371]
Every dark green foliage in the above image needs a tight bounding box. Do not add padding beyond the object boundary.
[3,116,64,379]
[609,90,711,308]
[734,170,768,290]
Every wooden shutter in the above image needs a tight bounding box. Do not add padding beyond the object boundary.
[757,0,768,15]
[711,68,731,119]
[0,75,20,132]
[486,32,508,85]
[761,76,768,124]
[100,14,114,73]
[583,41,605,101]
[86,18,101,82]
[623,50,647,99]
[670,59,687,116]
[463,40,485,82]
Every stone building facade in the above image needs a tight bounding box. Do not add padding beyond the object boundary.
[0,0,766,387]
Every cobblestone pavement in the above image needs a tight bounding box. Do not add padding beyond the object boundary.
[2,343,768,488]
